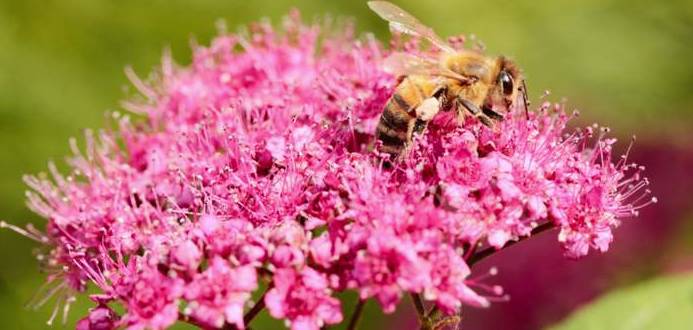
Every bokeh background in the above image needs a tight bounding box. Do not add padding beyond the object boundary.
[1,0,691,329]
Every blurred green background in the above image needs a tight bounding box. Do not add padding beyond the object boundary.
[1,0,691,329]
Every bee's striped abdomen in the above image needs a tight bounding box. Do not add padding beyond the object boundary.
[376,91,417,155]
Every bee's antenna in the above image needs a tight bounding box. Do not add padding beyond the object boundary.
[521,80,530,120]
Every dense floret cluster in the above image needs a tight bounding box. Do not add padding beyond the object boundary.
[7,12,652,330]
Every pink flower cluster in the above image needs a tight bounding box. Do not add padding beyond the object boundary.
[12,11,653,330]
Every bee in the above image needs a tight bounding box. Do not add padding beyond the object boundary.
[369,1,529,156]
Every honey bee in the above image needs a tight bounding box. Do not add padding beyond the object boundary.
[369,1,529,156]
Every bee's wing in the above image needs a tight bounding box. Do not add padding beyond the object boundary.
[383,52,472,82]
[368,1,456,54]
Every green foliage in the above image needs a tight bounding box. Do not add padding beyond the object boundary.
[0,0,691,328]
[551,273,693,330]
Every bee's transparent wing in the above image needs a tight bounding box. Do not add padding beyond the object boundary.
[383,52,471,82]
[368,1,456,53]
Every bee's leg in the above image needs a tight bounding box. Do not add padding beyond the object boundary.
[412,119,427,135]
[432,85,450,110]
[521,80,530,119]
[482,105,505,120]
[412,97,440,135]
[457,97,494,127]
[415,97,441,122]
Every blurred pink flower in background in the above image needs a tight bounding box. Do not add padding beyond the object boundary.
[5,10,654,330]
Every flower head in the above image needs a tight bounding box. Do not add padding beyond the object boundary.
[76,304,119,330]
[266,267,343,330]
[184,257,257,329]
[114,257,184,330]
[8,9,653,329]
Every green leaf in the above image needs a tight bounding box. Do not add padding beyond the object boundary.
[550,273,693,330]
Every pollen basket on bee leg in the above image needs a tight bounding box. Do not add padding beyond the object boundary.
[415,97,440,122]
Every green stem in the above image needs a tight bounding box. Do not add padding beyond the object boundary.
[243,289,268,325]
[346,299,366,330]
[467,222,554,266]
[219,285,271,330]
[410,293,426,318]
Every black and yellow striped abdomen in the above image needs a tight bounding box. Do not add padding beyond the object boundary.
[376,76,439,155]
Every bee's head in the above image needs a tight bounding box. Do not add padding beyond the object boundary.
[483,57,524,118]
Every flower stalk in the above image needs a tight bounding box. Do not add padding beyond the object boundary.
[467,222,556,266]
[346,300,366,330]
[241,289,269,326]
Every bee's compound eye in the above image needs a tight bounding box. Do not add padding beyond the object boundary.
[499,71,514,95]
